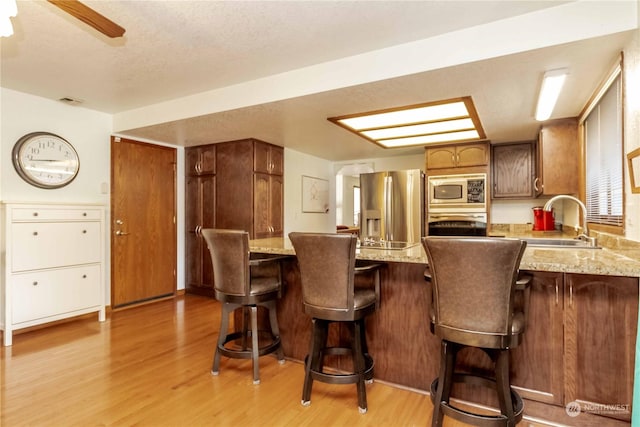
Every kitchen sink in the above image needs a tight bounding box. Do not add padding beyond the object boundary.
[521,237,601,249]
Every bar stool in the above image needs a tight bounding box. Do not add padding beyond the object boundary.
[201,229,289,385]
[289,232,382,414]
[422,236,531,427]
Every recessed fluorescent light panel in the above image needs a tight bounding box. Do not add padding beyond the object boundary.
[535,68,568,121]
[328,97,486,149]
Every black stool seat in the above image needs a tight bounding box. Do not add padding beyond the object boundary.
[289,232,382,414]
[422,236,531,427]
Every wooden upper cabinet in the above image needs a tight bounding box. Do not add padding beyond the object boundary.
[491,142,535,199]
[254,141,284,175]
[426,143,488,170]
[536,119,579,196]
[186,145,216,176]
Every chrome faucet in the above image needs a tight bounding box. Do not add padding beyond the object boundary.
[543,195,597,246]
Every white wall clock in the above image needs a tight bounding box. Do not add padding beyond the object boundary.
[12,132,80,189]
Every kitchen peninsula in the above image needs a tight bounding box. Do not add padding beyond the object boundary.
[250,236,640,426]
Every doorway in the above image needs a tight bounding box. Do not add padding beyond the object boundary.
[111,136,177,308]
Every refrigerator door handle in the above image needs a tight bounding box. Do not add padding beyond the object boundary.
[385,175,393,241]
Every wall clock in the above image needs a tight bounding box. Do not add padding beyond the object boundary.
[12,132,80,189]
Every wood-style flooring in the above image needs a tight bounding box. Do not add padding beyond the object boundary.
[1,294,544,426]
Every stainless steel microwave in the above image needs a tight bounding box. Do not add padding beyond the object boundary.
[427,173,487,212]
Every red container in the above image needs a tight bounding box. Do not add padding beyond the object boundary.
[532,207,555,231]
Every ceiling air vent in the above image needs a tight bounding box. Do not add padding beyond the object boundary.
[58,96,84,106]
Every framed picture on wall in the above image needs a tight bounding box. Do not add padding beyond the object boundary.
[302,175,329,213]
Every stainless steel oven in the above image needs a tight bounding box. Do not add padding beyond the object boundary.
[427,212,487,236]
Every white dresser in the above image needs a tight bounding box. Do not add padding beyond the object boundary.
[1,202,106,346]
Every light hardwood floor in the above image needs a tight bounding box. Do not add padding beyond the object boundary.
[1,294,544,426]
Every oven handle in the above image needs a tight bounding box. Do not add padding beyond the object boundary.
[428,213,487,223]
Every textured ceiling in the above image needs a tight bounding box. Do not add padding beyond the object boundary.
[1,1,636,161]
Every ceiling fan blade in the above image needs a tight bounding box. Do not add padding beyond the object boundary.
[47,0,126,38]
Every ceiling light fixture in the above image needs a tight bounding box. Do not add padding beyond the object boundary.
[0,0,17,37]
[328,97,486,149]
[535,68,568,121]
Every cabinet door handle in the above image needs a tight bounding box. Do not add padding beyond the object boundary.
[569,284,573,307]
[533,177,540,192]
[82,274,87,279]
[456,154,460,163]
[82,230,87,234]
[32,281,38,286]
[32,212,39,217]
[555,284,559,305]
[32,231,38,236]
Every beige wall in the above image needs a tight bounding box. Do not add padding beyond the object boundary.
[624,16,640,242]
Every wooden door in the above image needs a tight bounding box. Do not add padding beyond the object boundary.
[111,137,177,307]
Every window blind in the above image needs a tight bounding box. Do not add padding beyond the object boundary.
[585,73,623,227]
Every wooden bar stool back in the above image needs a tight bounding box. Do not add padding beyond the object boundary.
[289,232,382,414]
[422,236,530,427]
[201,229,286,385]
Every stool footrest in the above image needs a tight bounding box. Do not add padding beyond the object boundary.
[430,375,524,427]
[305,351,374,385]
[218,330,282,359]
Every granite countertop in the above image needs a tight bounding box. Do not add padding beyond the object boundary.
[249,236,640,278]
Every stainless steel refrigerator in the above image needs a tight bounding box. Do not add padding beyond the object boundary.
[359,169,424,249]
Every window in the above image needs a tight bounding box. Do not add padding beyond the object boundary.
[583,59,624,229]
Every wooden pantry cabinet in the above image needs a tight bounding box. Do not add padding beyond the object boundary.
[185,144,217,294]
[216,139,284,240]
[185,147,216,294]
[1,203,106,346]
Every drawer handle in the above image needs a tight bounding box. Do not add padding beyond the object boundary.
[32,281,38,286]
[82,274,87,279]
[33,231,38,236]
[32,212,38,217]
[82,230,87,234]
[83,212,87,216]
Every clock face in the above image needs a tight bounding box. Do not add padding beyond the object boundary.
[12,132,80,189]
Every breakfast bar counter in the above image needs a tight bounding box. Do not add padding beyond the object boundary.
[250,236,640,277]
[250,236,639,426]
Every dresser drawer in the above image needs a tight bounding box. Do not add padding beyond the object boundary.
[11,207,102,222]
[11,222,102,272]
[11,265,102,324]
